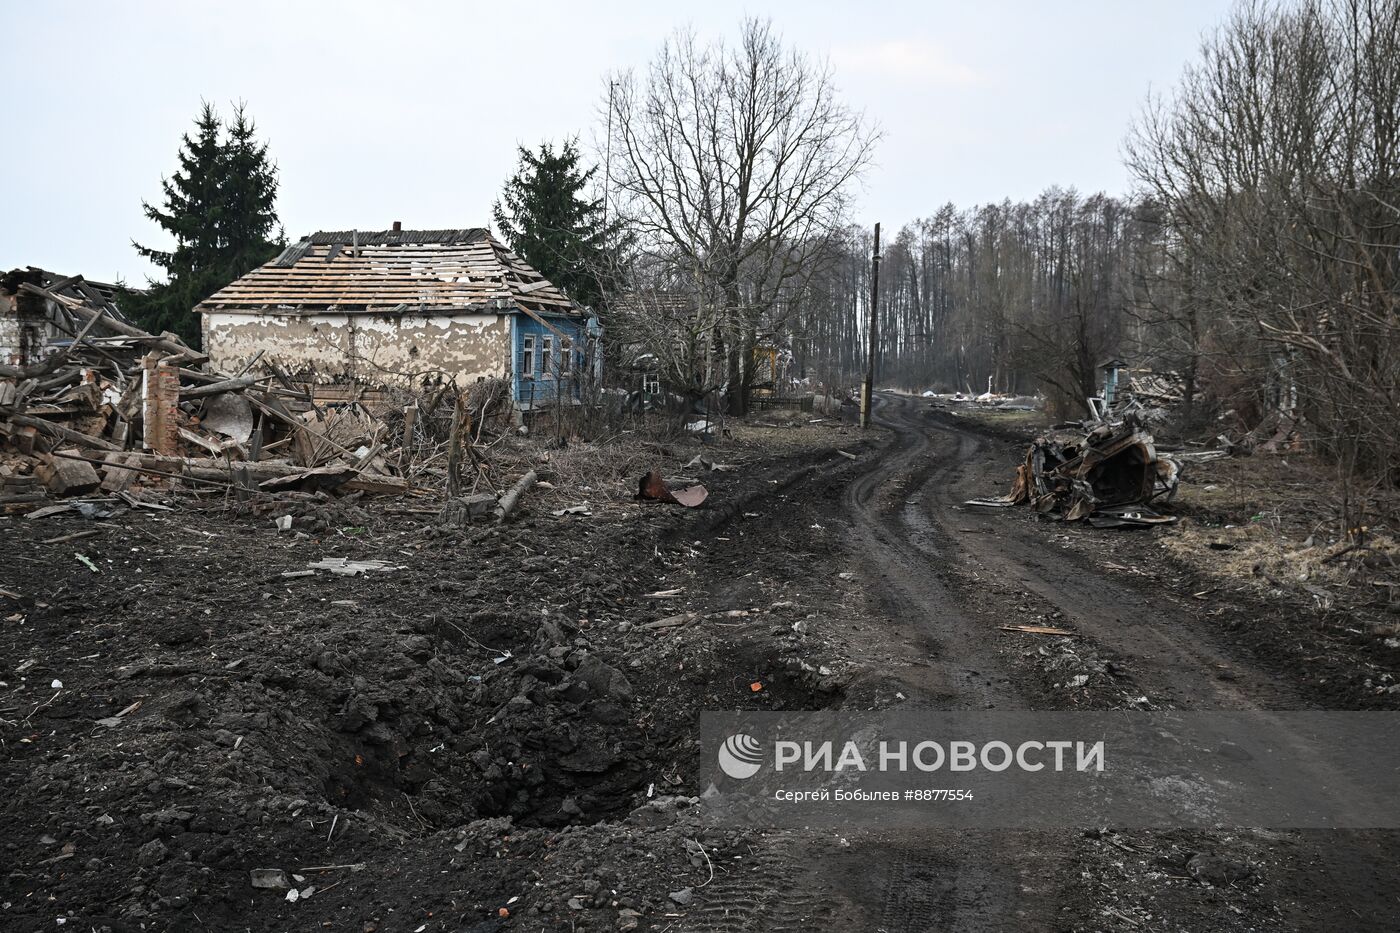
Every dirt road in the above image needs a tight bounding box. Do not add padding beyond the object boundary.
[684,392,1400,932]
[4,396,1398,932]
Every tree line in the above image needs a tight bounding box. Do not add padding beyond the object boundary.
[795,0,1399,510]
[124,2,1398,503]
[792,192,1166,418]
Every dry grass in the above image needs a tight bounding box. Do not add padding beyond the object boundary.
[1163,520,1400,611]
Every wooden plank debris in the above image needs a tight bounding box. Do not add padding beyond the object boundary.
[999,624,1075,636]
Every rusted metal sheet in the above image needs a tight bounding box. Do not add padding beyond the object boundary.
[637,469,708,508]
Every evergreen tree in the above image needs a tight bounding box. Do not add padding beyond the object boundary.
[126,102,283,347]
[492,140,621,310]
[221,104,282,271]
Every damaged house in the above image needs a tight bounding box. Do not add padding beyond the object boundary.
[2,268,134,367]
[197,226,599,409]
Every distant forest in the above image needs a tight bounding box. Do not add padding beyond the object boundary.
[792,0,1398,481]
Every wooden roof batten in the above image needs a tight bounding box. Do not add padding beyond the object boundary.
[196,228,584,324]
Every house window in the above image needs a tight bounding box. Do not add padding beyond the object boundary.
[642,373,660,395]
[521,334,536,378]
[541,335,554,377]
[559,340,572,376]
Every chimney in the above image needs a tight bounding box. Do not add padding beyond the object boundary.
[392,220,402,233]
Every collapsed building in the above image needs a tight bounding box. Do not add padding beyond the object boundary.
[196,226,600,408]
[1,269,134,367]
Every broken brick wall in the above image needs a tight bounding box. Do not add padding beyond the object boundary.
[141,353,180,455]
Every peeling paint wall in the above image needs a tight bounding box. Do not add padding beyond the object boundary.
[1,292,64,366]
[203,311,511,387]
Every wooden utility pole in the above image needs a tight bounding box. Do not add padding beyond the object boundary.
[861,222,882,429]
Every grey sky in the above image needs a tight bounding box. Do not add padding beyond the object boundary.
[3,0,1235,285]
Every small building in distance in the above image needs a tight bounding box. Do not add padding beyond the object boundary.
[196,226,598,408]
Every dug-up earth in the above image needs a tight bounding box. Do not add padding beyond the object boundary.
[4,397,1400,933]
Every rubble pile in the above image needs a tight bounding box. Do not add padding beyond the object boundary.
[1109,369,1186,427]
[0,273,514,515]
[969,415,1181,528]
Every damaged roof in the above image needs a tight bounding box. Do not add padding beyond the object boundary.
[195,228,582,317]
[2,267,135,325]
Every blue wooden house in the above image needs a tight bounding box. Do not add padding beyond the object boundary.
[511,313,603,410]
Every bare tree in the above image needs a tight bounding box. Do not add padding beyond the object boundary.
[606,18,877,414]
[1126,0,1400,528]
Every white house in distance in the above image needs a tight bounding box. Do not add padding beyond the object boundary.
[196,226,599,408]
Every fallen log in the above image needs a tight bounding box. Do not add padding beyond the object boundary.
[495,469,538,523]
[45,449,407,496]
[341,473,408,496]
[4,413,122,452]
[179,375,261,399]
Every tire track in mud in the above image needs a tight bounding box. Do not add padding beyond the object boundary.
[686,393,1400,932]
[872,392,1400,932]
[687,396,1072,932]
[832,396,1069,932]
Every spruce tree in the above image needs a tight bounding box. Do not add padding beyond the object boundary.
[221,104,282,272]
[127,102,283,347]
[492,140,621,310]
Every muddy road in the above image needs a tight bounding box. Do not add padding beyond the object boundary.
[4,397,1398,932]
[681,392,1400,932]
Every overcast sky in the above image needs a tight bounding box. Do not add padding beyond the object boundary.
[3,0,1236,285]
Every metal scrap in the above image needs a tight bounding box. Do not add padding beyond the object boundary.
[969,416,1180,527]
[637,469,708,508]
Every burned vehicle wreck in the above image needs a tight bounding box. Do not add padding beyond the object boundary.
[970,416,1180,527]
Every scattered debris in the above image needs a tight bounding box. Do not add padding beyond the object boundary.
[1186,852,1253,886]
[95,700,142,729]
[249,869,291,890]
[1000,624,1075,637]
[637,469,708,508]
[1,270,523,511]
[969,416,1180,527]
[440,493,499,527]
[39,529,102,545]
[306,558,403,576]
[643,612,699,631]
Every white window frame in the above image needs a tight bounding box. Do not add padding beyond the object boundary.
[559,339,572,376]
[642,372,660,395]
[521,334,536,379]
[541,335,554,378]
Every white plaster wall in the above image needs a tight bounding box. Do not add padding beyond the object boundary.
[204,311,510,387]
[1,294,65,367]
